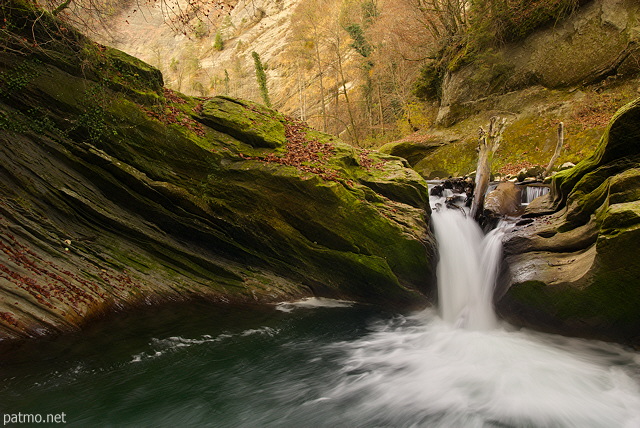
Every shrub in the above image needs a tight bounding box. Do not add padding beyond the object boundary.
[213,31,224,51]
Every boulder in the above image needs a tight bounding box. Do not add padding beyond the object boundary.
[379,131,462,178]
[484,182,522,217]
[517,165,545,182]
[378,140,444,166]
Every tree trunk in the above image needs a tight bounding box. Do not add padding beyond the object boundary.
[470,117,507,220]
[377,81,385,136]
[334,35,359,146]
[311,24,328,133]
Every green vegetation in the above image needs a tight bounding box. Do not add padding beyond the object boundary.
[345,24,372,58]
[251,51,271,108]
[470,0,584,45]
[0,0,437,338]
[194,19,208,39]
[213,31,224,51]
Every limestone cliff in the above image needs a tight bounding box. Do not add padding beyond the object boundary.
[96,0,304,111]
[0,1,435,341]
[384,0,640,179]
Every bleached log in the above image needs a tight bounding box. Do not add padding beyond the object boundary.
[470,116,507,220]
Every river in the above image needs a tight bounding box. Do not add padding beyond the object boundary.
[1,299,639,427]
[1,197,640,427]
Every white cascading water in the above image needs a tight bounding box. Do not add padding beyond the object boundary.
[311,187,640,427]
[430,193,506,330]
[523,185,550,204]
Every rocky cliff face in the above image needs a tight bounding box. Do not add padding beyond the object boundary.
[384,0,640,179]
[98,0,303,111]
[0,1,435,341]
[437,0,640,127]
[496,98,640,344]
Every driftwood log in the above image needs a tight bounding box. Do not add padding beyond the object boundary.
[470,116,507,220]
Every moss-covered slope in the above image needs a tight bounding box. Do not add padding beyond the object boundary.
[0,1,435,340]
[497,98,640,343]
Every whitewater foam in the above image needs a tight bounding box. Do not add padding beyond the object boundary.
[431,198,509,330]
[275,297,354,313]
[319,310,640,427]
[130,327,279,363]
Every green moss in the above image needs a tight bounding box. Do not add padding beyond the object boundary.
[414,137,478,177]
[0,58,41,98]
[599,201,640,234]
[507,280,555,313]
[552,98,640,207]
[0,0,439,339]
[561,173,611,230]
[198,96,286,149]
[608,168,640,204]
[414,62,443,101]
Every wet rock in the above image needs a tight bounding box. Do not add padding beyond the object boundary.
[517,165,545,182]
[560,162,576,171]
[430,185,444,197]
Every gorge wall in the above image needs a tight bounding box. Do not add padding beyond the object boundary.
[497,97,640,345]
[97,0,303,109]
[383,0,640,180]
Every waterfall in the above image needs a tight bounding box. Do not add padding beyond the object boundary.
[522,185,550,205]
[430,195,507,330]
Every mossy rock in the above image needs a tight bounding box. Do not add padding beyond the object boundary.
[197,96,286,149]
[378,140,445,166]
[499,97,640,344]
[101,46,164,92]
[552,98,640,208]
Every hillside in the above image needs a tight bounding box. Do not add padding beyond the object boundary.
[89,0,640,179]
[88,0,434,147]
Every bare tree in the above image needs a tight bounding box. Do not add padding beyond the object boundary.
[329,17,360,146]
[406,0,469,41]
[35,0,234,37]
[289,0,330,132]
